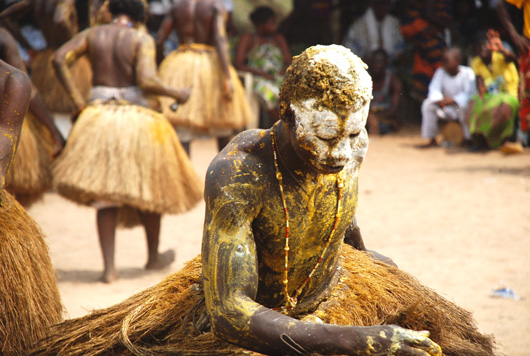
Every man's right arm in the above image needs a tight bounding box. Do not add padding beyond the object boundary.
[52,30,90,110]
[496,0,530,54]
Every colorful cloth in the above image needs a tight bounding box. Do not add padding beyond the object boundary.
[518,50,530,131]
[400,0,451,100]
[471,52,519,97]
[468,92,519,148]
[247,42,285,110]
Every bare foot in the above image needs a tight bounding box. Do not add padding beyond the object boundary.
[100,269,118,284]
[145,249,176,270]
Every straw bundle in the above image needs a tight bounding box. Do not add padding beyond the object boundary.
[53,103,203,217]
[31,245,494,356]
[5,112,54,207]
[158,45,252,131]
[31,49,92,114]
[0,190,63,355]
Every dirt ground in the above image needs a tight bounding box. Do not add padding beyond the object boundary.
[27,127,529,356]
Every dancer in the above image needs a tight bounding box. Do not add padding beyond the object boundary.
[52,0,202,283]
[156,0,252,155]
[0,59,63,355]
[0,26,65,206]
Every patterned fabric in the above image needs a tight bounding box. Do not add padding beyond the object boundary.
[400,0,452,101]
[468,92,519,148]
[247,42,285,110]
[518,50,530,131]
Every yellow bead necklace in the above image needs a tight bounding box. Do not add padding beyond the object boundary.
[270,123,344,314]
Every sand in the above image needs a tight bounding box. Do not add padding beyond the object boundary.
[26,128,530,356]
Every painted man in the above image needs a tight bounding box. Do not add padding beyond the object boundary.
[201,45,493,355]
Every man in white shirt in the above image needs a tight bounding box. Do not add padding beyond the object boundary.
[342,0,405,65]
[418,47,476,148]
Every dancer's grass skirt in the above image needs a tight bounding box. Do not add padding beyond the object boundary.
[53,103,203,219]
[5,112,54,207]
[30,245,494,356]
[0,190,63,355]
[31,49,92,113]
[158,45,252,131]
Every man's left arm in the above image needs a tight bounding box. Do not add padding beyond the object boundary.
[344,216,397,267]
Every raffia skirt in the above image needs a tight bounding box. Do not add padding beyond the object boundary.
[52,103,203,225]
[30,244,494,356]
[6,112,54,207]
[158,44,252,132]
[30,49,92,114]
[0,190,63,355]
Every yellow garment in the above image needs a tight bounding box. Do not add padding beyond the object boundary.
[471,51,519,97]
[506,0,530,39]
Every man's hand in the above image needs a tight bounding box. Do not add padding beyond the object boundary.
[353,325,442,356]
[437,97,455,107]
[175,88,191,104]
[222,78,233,101]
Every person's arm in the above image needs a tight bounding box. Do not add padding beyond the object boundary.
[487,29,517,62]
[136,33,189,104]
[53,0,78,41]
[0,0,31,21]
[202,154,440,356]
[155,11,174,64]
[0,62,30,194]
[52,30,90,111]
[496,0,530,54]
[1,28,65,153]
[426,69,444,103]
[234,33,271,79]
[276,33,292,73]
[212,3,233,100]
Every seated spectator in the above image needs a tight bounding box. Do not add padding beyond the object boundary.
[366,48,402,135]
[342,0,404,66]
[417,47,476,148]
[234,6,291,128]
[466,30,519,150]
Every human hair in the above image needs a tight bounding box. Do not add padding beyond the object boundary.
[108,0,146,23]
[279,45,372,125]
[249,6,275,26]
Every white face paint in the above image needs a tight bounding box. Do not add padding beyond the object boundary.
[290,98,369,174]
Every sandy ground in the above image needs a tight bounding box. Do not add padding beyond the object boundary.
[26,127,529,356]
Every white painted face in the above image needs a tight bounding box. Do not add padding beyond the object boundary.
[290,98,369,174]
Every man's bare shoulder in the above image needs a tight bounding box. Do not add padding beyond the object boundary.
[2,64,30,98]
[205,129,273,192]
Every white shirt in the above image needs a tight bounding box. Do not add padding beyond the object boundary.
[427,65,476,108]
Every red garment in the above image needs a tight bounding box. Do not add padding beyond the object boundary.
[518,50,530,131]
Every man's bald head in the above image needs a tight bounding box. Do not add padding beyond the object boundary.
[442,47,462,76]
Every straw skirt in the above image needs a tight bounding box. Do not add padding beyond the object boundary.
[0,190,63,355]
[158,45,252,131]
[31,49,92,114]
[6,112,54,207]
[52,103,203,217]
[30,244,494,356]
